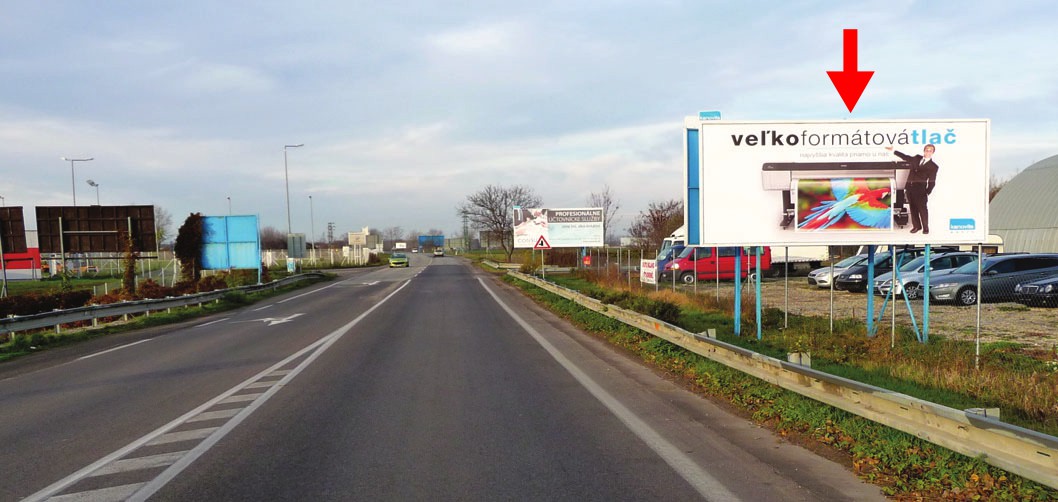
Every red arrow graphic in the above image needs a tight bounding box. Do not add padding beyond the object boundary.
[827,29,874,113]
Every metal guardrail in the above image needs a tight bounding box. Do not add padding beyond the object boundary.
[508,271,1058,489]
[0,273,329,336]
[482,260,575,273]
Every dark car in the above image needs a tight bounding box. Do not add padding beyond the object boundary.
[930,254,1058,306]
[1014,274,1058,307]
[834,247,955,292]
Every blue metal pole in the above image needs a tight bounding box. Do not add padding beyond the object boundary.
[734,247,742,336]
[755,246,762,340]
[866,245,875,336]
[923,244,931,343]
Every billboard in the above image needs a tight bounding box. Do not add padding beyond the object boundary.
[418,235,444,248]
[695,119,989,246]
[513,207,604,249]
[0,207,28,254]
[201,215,261,270]
[36,205,157,253]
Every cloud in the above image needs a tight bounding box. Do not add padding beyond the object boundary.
[148,59,277,94]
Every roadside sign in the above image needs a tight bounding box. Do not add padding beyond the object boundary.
[639,259,657,285]
[533,236,551,250]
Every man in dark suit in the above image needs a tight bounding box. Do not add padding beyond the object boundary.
[887,144,939,234]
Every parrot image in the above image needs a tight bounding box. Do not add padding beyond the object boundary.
[797,178,891,230]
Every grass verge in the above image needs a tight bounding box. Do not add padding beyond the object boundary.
[503,273,1057,500]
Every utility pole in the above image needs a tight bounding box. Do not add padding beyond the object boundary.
[462,211,470,252]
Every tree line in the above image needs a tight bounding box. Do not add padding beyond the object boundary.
[456,183,681,261]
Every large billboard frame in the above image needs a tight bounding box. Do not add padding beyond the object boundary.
[35,205,158,255]
[690,118,990,247]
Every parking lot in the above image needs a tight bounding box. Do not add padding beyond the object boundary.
[665,276,1058,348]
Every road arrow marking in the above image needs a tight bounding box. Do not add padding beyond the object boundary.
[237,313,305,326]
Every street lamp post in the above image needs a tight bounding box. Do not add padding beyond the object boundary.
[283,144,304,236]
[62,157,94,205]
[86,179,100,205]
[0,195,5,207]
[227,196,231,215]
[309,195,316,261]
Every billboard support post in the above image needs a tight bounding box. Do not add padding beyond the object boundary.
[734,247,742,336]
[0,235,7,298]
[58,217,66,280]
[756,246,762,340]
[923,244,931,341]
[866,246,876,336]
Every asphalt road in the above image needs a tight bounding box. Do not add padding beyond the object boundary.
[1,255,886,501]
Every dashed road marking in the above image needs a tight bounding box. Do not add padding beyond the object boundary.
[22,279,413,502]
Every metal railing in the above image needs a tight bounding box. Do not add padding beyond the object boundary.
[1,273,328,337]
[508,271,1058,489]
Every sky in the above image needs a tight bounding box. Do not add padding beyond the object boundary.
[2,1,1056,243]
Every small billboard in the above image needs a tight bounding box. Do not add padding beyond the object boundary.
[639,259,657,285]
[513,207,604,249]
[201,215,261,270]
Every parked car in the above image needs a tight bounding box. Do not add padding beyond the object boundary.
[930,254,1058,306]
[388,252,410,268]
[834,247,954,292]
[655,244,685,278]
[662,246,772,284]
[872,251,977,299]
[807,254,867,288]
[1014,273,1058,307]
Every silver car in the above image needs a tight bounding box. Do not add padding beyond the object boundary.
[873,252,977,299]
[930,254,1058,305]
[807,254,866,288]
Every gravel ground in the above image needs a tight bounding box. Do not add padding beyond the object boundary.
[663,276,1058,349]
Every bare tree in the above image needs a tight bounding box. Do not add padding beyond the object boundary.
[427,228,444,235]
[586,184,621,245]
[627,199,683,252]
[380,226,404,245]
[457,184,541,261]
[260,226,286,250]
[154,206,174,247]
[989,173,1008,201]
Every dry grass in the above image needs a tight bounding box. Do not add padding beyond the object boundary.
[570,267,1058,431]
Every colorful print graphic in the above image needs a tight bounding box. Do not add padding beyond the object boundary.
[796,178,892,231]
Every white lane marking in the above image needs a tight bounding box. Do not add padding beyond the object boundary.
[218,393,264,405]
[23,335,330,502]
[127,279,413,501]
[277,282,338,304]
[186,409,241,423]
[77,339,154,361]
[243,381,275,389]
[252,304,274,312]
[194,318,230,328]
[24,280,411,502]
[89,451,187,477]
[48,483,145,502]
[146,428,219,446]
[477,278,740,502]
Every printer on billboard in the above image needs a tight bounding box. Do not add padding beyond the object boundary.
[761,161,913,229]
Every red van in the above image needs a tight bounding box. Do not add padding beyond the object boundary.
[662,246,772,284]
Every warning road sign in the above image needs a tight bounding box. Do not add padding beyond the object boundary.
[533,236,551,250]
